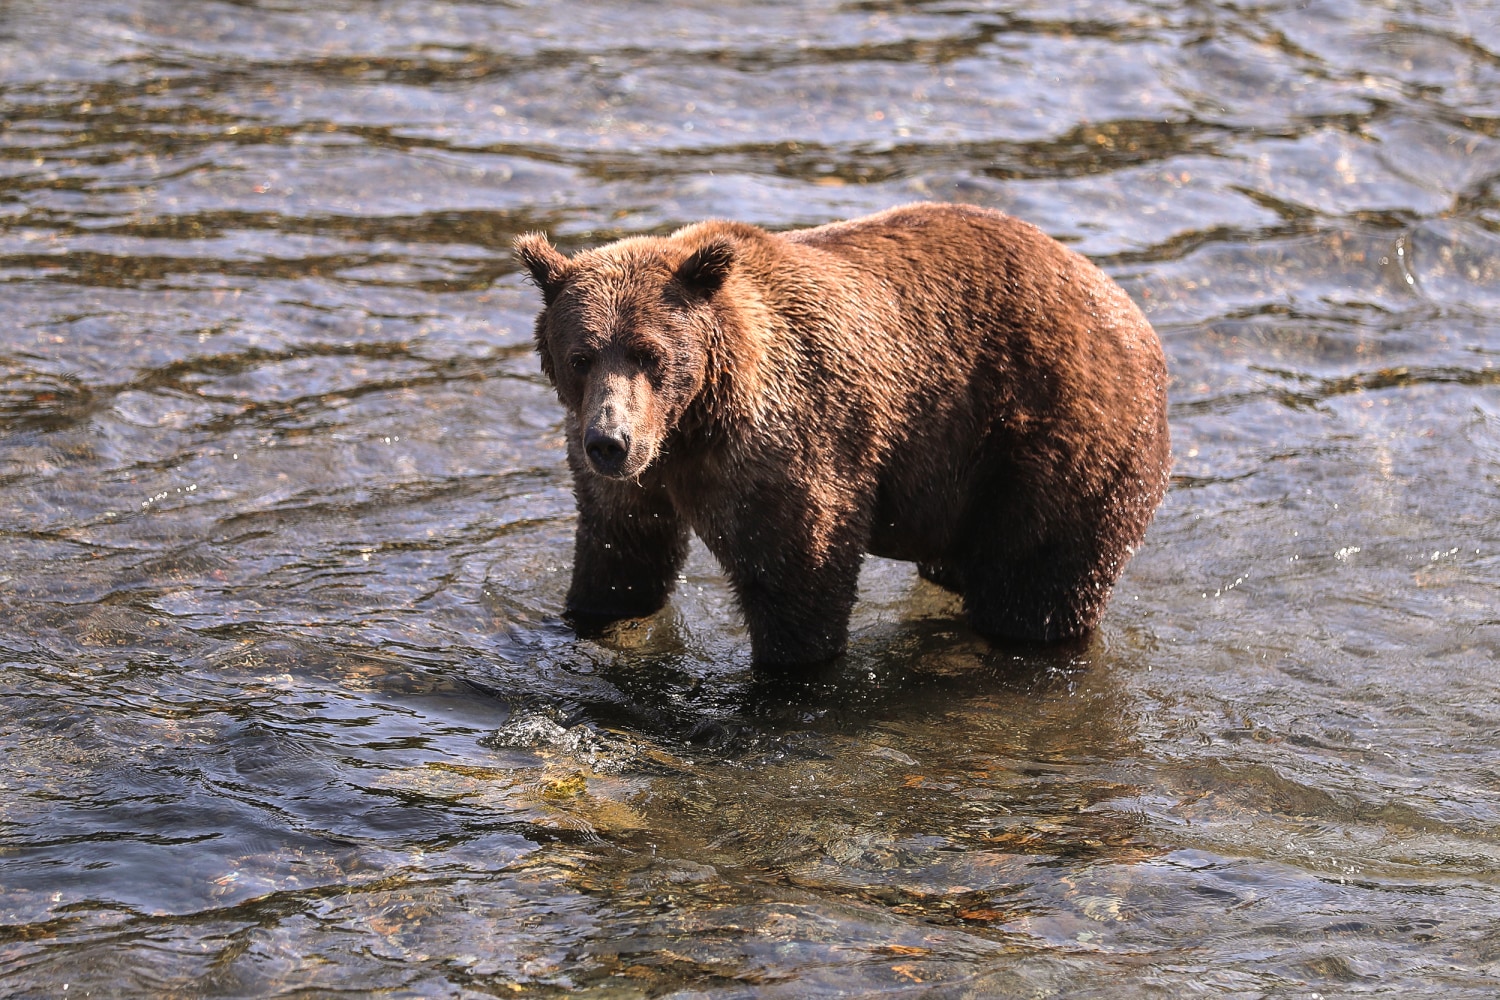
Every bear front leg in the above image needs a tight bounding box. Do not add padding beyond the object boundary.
[566,470,688,629]
[706,494,868,667]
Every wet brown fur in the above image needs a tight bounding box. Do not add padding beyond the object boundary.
[515,202,1170,666]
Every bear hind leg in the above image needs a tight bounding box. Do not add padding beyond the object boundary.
[958,538,1112,643]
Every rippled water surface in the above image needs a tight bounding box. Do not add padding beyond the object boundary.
[3,0,1499,996]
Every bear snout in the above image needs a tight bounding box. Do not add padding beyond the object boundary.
[583,422,633,477]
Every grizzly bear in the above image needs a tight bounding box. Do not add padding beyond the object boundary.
[515,202,1169,667]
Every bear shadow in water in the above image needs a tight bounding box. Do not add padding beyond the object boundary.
[547,602,1106,756]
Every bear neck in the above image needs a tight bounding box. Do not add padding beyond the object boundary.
[669,229,847,456]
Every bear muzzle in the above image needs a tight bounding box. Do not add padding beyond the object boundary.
[583,422,633,477]
[579,374,662,479]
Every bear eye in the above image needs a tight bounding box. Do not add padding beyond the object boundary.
[628,347,659,370]
[567,352,592,373]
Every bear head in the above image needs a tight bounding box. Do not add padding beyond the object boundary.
[514,230,740,480]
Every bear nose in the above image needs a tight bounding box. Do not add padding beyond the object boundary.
[584,425,631,475]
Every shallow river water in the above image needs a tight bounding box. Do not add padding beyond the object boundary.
[3,0,1499,996]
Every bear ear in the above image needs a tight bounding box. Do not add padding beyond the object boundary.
[514,232,572,305]
[675,239,736,298]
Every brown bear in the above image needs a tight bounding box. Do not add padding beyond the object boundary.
[515,202,1169,667]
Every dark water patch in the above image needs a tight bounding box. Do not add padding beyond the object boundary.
[0,367,98,433]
